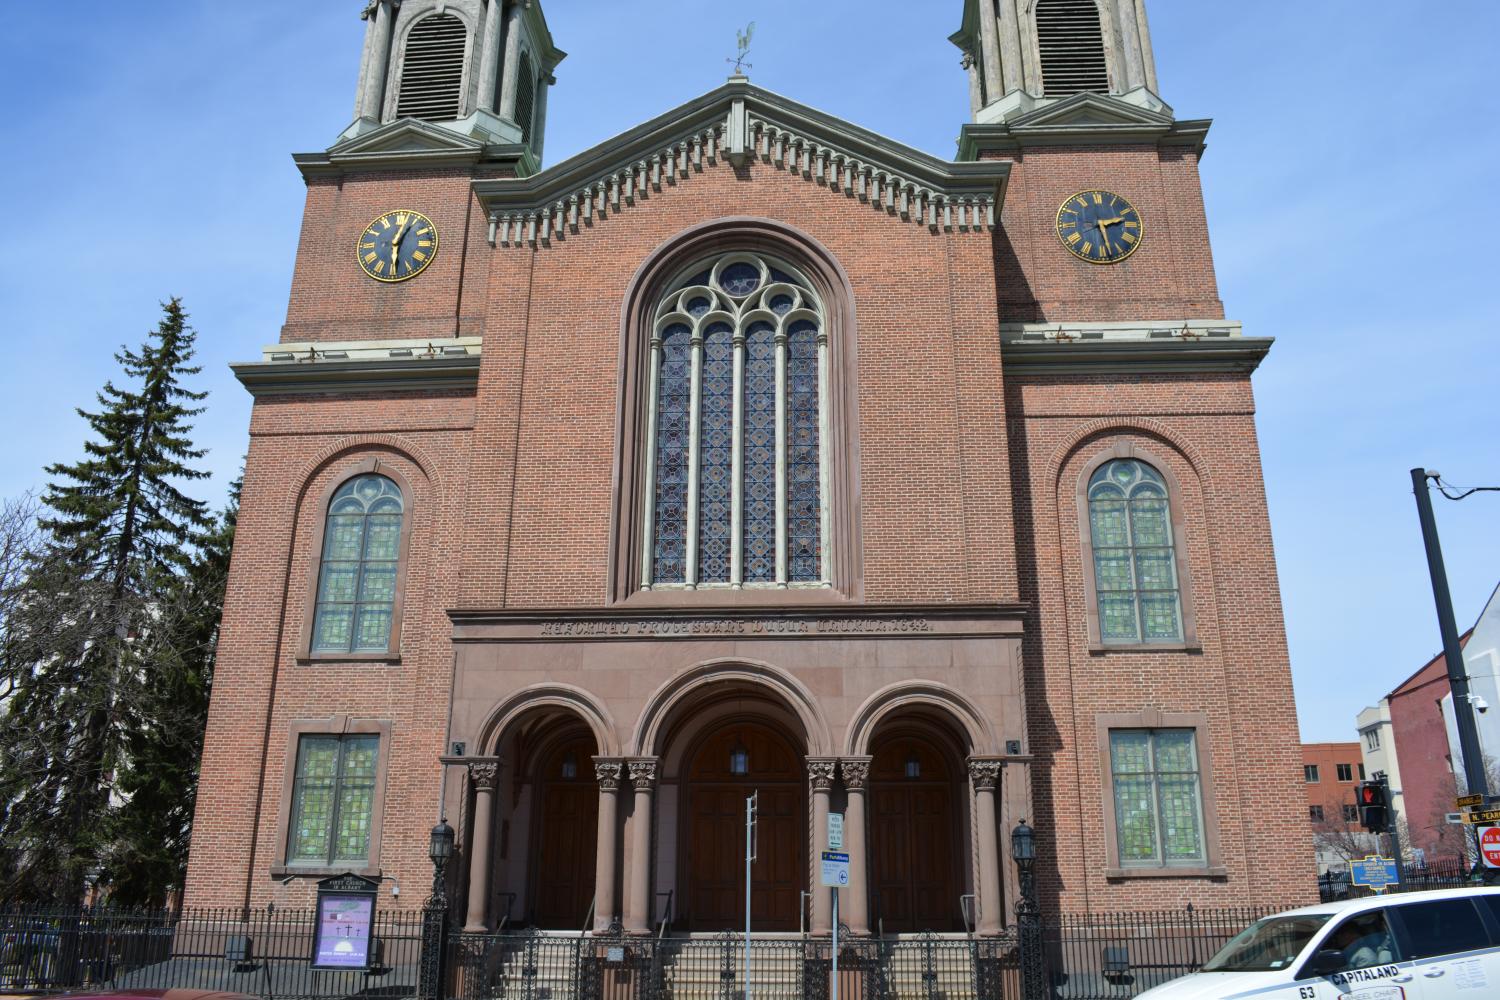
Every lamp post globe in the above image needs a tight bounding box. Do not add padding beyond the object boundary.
[1011,819,1036,865]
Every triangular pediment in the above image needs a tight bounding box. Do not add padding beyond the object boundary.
[472,80,1010,248]
[1008,92,1173,130]
[330,118,486,157]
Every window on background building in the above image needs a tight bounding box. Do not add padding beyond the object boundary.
[1342,804,1360,823]
[1359,763,1367,780]
[1364,730,1381,750]
[287,734,379,865]
[1305,764,1320,783]
[1309,804,1325,823]
[643,252,827,590]
[1088,459,1184,643]
[312,474,404,653]
[1109,729,1207,868]
[1337,763,1354,782]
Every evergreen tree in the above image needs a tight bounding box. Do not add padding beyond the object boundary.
[0,299,211,904]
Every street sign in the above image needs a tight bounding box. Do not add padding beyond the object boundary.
[827,813,844,850]
[1463,808,1500,825]
[1349,856,1400,892]
[1456,793,1484,809]
[820,850,850,887]
[1480,826,1500,869]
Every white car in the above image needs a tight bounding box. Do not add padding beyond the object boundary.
[1137,885,1500,999]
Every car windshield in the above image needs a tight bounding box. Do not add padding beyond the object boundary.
[1201,915,1333,973]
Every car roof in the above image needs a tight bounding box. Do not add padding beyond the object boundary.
[1273,885,1500,920]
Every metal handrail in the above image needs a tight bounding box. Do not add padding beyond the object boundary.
[495,892,517,934]
[799,890,811,937]
[655,891,675,942]
[959,894,978,939]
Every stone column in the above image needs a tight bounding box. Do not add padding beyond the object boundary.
[997,0,1024,95]
[624,759,658,935]
[1113,0,1146,91]
[808,759,837,935]
[360,0,395,123]
[354,3,378,119]
[592,759,624,932]
[969,759,1005,936]
[463,760,501,932]
[841,758,871,935]
[497,1,525,122]
[475,0,506,114]
[978,0,1004,105]
[533,75,551,160]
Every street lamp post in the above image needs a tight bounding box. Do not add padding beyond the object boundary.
[1011,820,1045,1000]
[419,819,455,1000]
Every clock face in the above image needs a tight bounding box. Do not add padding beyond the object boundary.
[1056,190,1143,264]
[357,210,438,282]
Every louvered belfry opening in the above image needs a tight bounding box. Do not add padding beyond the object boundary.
[516,52,536,144]
[1036,0,1110,97]
[395,13,469,122]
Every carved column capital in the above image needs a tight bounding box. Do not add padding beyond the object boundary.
[627,758,659,790]
[593,758,624,791]
[968,757,1004,791]
[807,758,838,791]
[840,757,872,790]
[468,759,501,791]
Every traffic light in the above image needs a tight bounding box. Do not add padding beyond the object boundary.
[1357,780,1389,833]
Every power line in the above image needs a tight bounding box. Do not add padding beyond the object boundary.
[1433,476,1500,501]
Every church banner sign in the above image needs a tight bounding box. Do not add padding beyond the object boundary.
[312,873,379,970]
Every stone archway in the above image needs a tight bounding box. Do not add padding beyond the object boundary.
[530,731,600,929]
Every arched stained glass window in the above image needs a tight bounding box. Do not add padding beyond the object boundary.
[643,253,829,590]
[1088,459,1182,643]
[312,474,404,653]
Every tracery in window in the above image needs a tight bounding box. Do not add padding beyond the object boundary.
[312,474,404,653]
[1088,459,1183,642]
[642,253,829,590]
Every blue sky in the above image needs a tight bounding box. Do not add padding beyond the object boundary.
[0,1,1495,743]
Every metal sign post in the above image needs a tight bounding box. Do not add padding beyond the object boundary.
[746,791,758,1000]
[820,850,851,1000]
[827,812,845,1000]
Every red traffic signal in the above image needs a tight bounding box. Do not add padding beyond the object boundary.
[1356,780,1389,833]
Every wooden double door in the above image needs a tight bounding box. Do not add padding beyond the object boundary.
[681,722,806,931]
[532,737,599,929]
[870,735,964,933]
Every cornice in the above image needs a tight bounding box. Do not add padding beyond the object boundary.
[958,93,1211,158]
[1001,325,1272,375]
[232,352,481,397]
[294,118,538,180]
[472,80,1011,248]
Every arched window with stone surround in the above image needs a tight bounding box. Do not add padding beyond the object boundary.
[312,474,405,653]
[641,252,829,590]
[1087,458,1183,643]
[1035,0,1110,97]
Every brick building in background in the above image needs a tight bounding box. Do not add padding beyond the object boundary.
[1300,742,1373,872]
[185,0,1315,935]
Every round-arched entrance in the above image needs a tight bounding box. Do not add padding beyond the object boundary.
[680,720,806,931]
[869,729,965,933]
[528,731,599,929]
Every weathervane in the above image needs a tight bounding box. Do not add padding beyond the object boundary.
[727,22,755,76]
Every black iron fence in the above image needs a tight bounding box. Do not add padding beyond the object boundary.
[1,901,1319,1000]
[1317,856,1475,902]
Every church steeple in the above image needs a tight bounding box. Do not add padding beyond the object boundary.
[342,0,564,160]
[951,0,1169,124]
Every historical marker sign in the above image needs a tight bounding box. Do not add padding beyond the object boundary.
[1349,856,1400,892]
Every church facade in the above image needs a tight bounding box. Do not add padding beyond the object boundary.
[185,0,1315,935]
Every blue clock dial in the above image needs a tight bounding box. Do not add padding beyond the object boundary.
[1056,190,1143,264]
[357,210,439,282]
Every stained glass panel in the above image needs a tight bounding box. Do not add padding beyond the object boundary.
[1088,460,1183,643]
[312,475,404,654]
[1109,729,1205,868]
[718,261,761,296]
[743,321,778,582]
[652,325,692,583]
[697,324,734,583]
[289,735,379,866]
[787,320,821,581]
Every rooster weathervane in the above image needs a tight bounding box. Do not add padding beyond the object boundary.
[727,22,755,76]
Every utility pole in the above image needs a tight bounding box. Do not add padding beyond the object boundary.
[1412,468,1492,880]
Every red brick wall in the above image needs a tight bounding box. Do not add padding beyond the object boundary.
[1388,659,1454,858]
[986,144,1224,322]
[1302,742,1363,819]
[186,129,1311,914]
